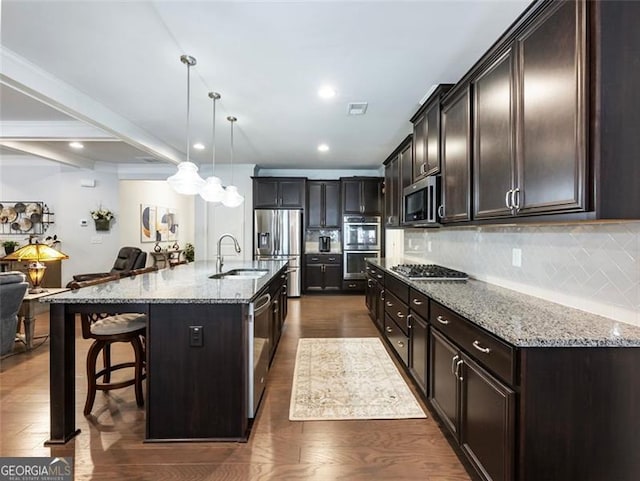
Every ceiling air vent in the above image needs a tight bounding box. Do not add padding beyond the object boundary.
[347,102,368,116]
[136,156,161,163]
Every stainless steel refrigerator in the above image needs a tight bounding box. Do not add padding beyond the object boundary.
[254,209,302,297]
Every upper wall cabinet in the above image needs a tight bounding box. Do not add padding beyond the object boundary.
[473,1,586,220]
[384,135,412,228]
[411,85,453,181]
[341,177,383,216]
[253,178,306,209]
[307,180,341,229]
[441,85,472,224]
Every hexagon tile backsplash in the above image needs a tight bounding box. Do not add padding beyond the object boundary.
[402,222,640,326]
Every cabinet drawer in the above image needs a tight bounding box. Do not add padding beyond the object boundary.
[305,254,341,265]
[384,291,409,336]
[385,274,410,304]
[366,264,385,282]
[409,288,429,319]
[384,314,409,367]
[431,302,515,385]
[342,280,365,291]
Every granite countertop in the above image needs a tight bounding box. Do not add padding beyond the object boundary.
[368,258,640,348]
[43,260,288,304]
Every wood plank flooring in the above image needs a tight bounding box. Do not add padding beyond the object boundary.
[0,295,471,480]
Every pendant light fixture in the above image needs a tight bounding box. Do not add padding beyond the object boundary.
[199,91,226,202]
[222,116,245,207]
[167,54,205,195]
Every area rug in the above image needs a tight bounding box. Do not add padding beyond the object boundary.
[289,337,426,421]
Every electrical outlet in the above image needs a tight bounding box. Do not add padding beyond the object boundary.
[189,326,203,347]
[80,219,88,227]
[512,248,522,267]
[427,241,432,252]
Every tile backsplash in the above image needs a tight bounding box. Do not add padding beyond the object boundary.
[401,222,640,326]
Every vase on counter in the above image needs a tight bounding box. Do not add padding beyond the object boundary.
[94,218,110,231]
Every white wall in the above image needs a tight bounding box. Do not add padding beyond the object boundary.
[118,180,195,263]
[195,164,255,262]
[0,156,120,284]
[402,222,640,327]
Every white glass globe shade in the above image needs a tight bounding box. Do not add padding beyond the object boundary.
[167,162,205,195]
[222,185,244,207]
[199,176,225,202]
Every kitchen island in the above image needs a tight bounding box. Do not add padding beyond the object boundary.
[42,259,288,444]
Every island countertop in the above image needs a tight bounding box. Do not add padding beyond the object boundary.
[368,258,640,348]
[43,260,288,304]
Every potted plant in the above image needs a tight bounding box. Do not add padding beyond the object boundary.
[2,240,20,255]
[184,243,195,262]
[91,207,115,231]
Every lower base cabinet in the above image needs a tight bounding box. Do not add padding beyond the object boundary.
[429,329,460,438]
[408,311,429,396]
[304,254,342,292]
[460,353,515,481]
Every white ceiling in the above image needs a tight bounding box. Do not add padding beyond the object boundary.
[0,0,530,170]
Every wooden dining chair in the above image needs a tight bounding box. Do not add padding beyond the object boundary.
[67,275,147,415]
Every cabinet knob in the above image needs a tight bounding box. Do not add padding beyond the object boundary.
[386,301,393,307]
[436,315,449,325]
[412,299,423,306]
[396,311,405,319]
[386,326,393,333]
[397,341,405,348]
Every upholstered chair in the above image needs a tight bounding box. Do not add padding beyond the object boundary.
[72,247,147,282]
[0,271,29,356]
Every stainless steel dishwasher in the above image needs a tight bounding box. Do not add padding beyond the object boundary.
[248,292,271,417]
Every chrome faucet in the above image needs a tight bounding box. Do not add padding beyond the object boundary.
[216,233,241,272]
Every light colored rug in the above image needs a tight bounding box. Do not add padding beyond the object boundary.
[289,337,427,421]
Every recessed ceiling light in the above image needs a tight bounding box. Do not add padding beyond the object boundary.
[318,86,336,99]
[193,142,205,150]
[69,142,84,149]
[317,144,330,152]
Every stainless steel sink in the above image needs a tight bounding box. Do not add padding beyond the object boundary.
[209,269,269,280]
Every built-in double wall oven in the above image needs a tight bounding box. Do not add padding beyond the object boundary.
[343,215,381,280]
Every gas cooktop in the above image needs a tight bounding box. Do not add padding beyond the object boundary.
[390,264,468,281]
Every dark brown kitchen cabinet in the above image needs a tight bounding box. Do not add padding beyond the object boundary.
[384,135,412,228]
[253,177,306,209]
[341,177,383,215]
[473,1,586,221]
[460,353,515,481]
[408,310,429,395]
[429,329,460,437]
[441,85,472,223]
[411,85,453,180]
[307,180,340,229]
[430,328,515,481]
[473,47,516,220]
[304,254,341,292]
[515,0,586,216]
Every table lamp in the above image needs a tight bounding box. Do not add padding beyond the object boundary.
[2,241,69,293]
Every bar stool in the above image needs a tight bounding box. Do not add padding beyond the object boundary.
[67,275,147,415]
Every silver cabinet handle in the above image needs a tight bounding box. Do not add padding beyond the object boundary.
[380,289,385,300]
[367,279,373,287]
[505,189,512,209]
[472,340,491,354]
[386,326,393,333]
[451,354,459,376]
[376,274,383,279]
[254,293,271,315]
[412,298,423,306]
[311,257,319,261]
[456,359,464,381]
[386,301,393,307]
[397,341,405,348]
[438,204,444,218]
[513,187,521,210]
[406,314,413,329]
[328,257,336,261]
[348,283,356,288]
[396,312,405,319]
[436,315,449,325]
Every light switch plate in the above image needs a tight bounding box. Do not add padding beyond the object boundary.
[512,248,522,267]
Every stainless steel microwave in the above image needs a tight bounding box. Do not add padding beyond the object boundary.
[403,176,441,226]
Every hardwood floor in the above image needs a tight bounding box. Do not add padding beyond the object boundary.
[0,295,471,480]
